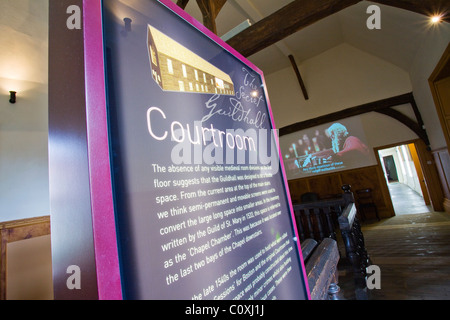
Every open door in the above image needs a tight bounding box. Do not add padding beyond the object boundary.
[429,43,450,154]
[408,143,430,206]
[414,139,445,212]
[429,43,450,212]
[378,142,432,215]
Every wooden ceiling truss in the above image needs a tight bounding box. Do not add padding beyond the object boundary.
[279,92,431,149]
[175,1,444,147]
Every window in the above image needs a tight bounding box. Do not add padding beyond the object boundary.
[167,58,173,74]
[215,78,224,89]
[150,46,158,66]
[182,64,187,78]
[178,81,185,91]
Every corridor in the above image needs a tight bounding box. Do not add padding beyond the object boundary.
[388,182,432,215]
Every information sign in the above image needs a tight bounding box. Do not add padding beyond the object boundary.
[102,0,309,300]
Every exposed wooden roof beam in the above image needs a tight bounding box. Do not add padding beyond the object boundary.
[288,55,309,100]
[375,108,430,146]
[279,92,430,148]
[196,0,227,34]
[176,0,190,10]
[280,93,412,135]
[226,0,450,57]
[226,0,360,57]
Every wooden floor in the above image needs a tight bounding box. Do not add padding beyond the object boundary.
[337,211,450,300]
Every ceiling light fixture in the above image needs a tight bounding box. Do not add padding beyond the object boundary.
[431,15,442,24]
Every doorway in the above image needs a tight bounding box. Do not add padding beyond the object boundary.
[378,143,432,215]
[382,155,398,182]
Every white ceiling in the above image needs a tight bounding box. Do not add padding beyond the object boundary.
[174,0,449,76]
[0,0,48,85]
[0,0,447,87]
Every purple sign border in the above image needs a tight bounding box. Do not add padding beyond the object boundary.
[82,0,310,300]
[83,0,122,300]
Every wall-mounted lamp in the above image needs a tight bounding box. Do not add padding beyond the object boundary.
[124,18,132,32]
[9,91,16,104]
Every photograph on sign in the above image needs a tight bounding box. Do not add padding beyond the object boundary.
[102,0,309,300]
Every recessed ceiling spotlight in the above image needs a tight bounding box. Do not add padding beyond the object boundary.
[431,15,443,24]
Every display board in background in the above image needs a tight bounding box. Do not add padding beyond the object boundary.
[280,116,378,180]
[101,0,309,300]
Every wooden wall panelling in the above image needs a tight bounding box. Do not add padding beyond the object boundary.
[433,148,450,198]
[0,229,6,300]
[288,179,310,204]
[374,145,399,218]
[432,148,450,212]
[339,166,392,219]
[0,216,51,300]
[415,140,445,212]
[307,174,343,199]
[376,164,396,218]
[409,143,431,205]
[288,165,395,219]
[428,43,450,212]
[429,43,450,152]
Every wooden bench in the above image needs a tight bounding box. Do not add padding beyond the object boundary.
[338,200,370,300]
[301,237,341,300]
[294,185,371,300]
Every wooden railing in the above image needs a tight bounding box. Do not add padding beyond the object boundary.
[293,185,371,299]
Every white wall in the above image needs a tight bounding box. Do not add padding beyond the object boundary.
[0,0,49,222]
[0,81,49,222]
